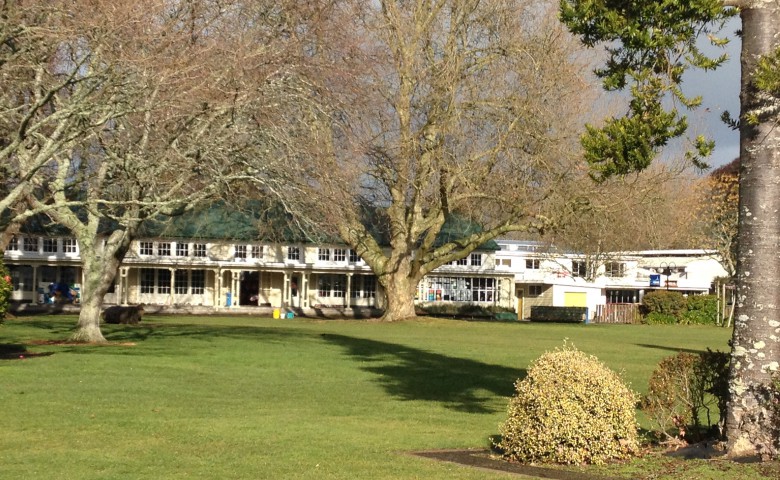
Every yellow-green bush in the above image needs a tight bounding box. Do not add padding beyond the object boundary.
[497,345,639,465]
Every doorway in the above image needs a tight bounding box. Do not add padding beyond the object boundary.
[240,271,259,305]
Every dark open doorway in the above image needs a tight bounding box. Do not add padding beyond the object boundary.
[240,271,259,305]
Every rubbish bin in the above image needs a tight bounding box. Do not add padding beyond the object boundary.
[226,291,232,307]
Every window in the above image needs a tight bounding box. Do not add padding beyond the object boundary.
[528,285,543,297]
[470,253,482,266]
[317,275,332,297]
[7,236,18,251]
[333,248,346,262]
[235,245,247,259]
[351,275,376,298]
[62,238,77,253]
[158,269,171,294]
[526,259,540,270]
[349,250,361,263]
[23,237,38,252]
[251,245,262,259]
[497,258,512,267]
[332,275,345,297]
[471,277,494,302]
[607,289,637,304]
[421,276,498,303]
[287,246,300,261]
[455,257,468,266]
[157,242,171,256]
[175,270,189,294]
[318,248,330,261]
[176,243,189,257]
[42,238,58,253]
[572,261,587,278]
[193,243,207,257]
[605,262,625,278]
[140,242,153,256]
[140,268,155,293]
[11,266,34,291]
[191,270,205,294]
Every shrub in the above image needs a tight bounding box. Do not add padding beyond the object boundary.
[641,290,687,320]
[497,344,639,465]
[641,350,730,442]
[0,256,11,323]
[681,295,718,325]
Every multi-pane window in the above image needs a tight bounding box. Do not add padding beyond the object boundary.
[235,245,247,259]
[455,257,468,266]
[362,275,376,298]
[251,245,262,259]
[63,238,77,253]
[607,289,638,304]
[351,275,377,298]
[7,236,18,251]
[158,269,171,294]
[140,242,154,255]
[471,277,494,302]
[318,275,332,297]
[175,270,189,294]
[191,270,205,294]
[333,248,346,262]
[572,260,587,277]
[470,253,482,266]
[157,242,171,256]
[193,243,207,257]
[605,262,625,278]
[140,268,155,293]
[528,285,543,296]
[287,246,300,261]
[526,259,540,269]
[349,249,360,263]
[42,238,58,253]
[318,248,330,261]
[497,258,512,267]
[23,237,38,252]
[176,243,189,257]
[422,276,498,302]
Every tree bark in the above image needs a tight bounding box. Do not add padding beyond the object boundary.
[68,232,129,343]
[379,274,419,322]
[377,255,420,322]
[725,2,780,460]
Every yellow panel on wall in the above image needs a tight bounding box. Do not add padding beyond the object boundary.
[564,291,587,307]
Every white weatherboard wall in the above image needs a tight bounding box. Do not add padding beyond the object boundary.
[551,284,604,320]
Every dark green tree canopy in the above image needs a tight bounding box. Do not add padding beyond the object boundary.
[560,0,736,181]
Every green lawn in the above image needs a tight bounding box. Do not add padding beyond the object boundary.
[0,314,766,479]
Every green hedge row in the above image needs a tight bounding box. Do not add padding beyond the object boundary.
[641,291,718,325]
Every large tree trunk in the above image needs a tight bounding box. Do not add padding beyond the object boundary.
[69,235,127,343]
[71,290,106,343]
[380,273,419,322]
[724,4,780,460]
[377,254,420,322]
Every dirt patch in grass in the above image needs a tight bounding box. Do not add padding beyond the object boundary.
[412,447,780,479]
[410,449,620,479]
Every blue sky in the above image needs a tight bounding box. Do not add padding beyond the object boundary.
[683,17,742,168]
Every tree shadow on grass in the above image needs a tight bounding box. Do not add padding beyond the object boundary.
[635,344,716,355]
[7,318,315,357]
[321,333,525,414]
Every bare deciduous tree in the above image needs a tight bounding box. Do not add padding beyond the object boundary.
[269,0,594,321]
[4,0,322,342]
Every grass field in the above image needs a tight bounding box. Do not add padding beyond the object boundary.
[1,314,773,479]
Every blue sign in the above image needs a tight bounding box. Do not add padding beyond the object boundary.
[650,274,661,287]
